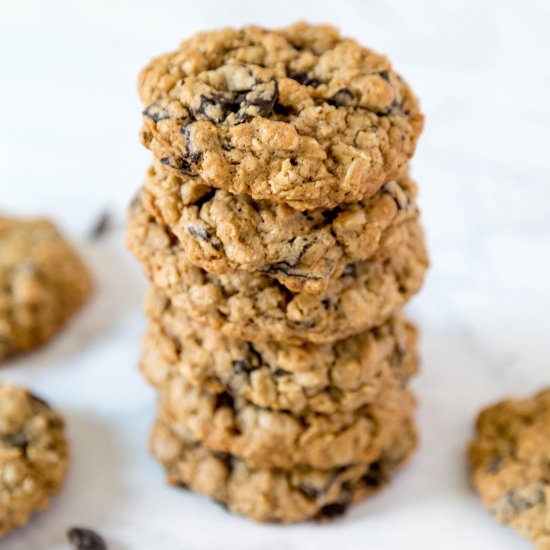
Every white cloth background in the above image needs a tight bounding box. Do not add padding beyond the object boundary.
[1,1,549,548]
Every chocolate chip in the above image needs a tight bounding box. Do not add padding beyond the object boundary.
[178,158,197,176]
[214,392,234,410]
[67,527,107,550]
[232,359,252,375]
[361,460,388,488]
[321,207,342,223]
[299,485,320,500]
[186,225,222,251]
[234,79,279,124]
[88,210,112,241]
[180,125,202,163]
[194,188,217,209]
[289,71,320,87]
[196,93,233,123]
[6,433,27,451]
[494,487,546,519]
[160,155,196,176]
[213,451,233,469]
[486,455,505,475]
[143,103,170,122]
[378,70,390,82]
[328,88,355,107]
[272,368,287,377]
[395,340,407,360]
[376,97,401,117]
[273,103,292,116]
[186,225,210,242]
[318,502,349,519]
[160,157,175,167]
[342,264,357,277]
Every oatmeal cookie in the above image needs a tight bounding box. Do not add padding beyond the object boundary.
[127,202,428,345]
[141,288,418,415]
[0,383,69,537]
[470,389,550,549]
[0,216,93,360]
[139,22,423,210]
[141,160,418,293]
[150,412,417,523]
[157,376,415,470]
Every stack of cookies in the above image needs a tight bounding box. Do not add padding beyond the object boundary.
[127,23,428,523]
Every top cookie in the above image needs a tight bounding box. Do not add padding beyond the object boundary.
[470,389,550,549]
[0,216,93,361]
[139,22,424,210]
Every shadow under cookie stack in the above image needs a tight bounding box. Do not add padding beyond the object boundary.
[127,23,428,523]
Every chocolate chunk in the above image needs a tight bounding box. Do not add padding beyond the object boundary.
[376,97,400,117]
[193,188,217,209]
[486,455,505,475]
[180,125,202,163]
[178,158,197,177]
[196,93,232,123]
[273,103,292,116]
[328,88,355,107]
[361,460,388,488]
[299,485,320,500]
[342,264,357,277]
[234,80,279,124]
[395,339,407,361]
[321,207,342,223]
[159,155,196,176]
[318,501,349,519]
[215,392,234,410]
[88,210,112,241]
[289,71,320,87]
[143,103,171,122]
[6,433,27,451]
[159,157,176,168]
[186,225,222,251]
[213,451,233,469]
[272,368,287,377]
[259,263,322,280]
[378,70,390,82]
[67,527,107,550]
[495,487,546,520]
[232,359,252,375]
[186,225,210,242]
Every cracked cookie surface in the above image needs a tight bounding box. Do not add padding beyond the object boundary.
[150,411,417,523]
[142,287,418,415]
[141,160,418,293]
[157,375,415,470]
[0,383,69,537]
[127,201,428,344]
[139,22,423,210]
[0,216,93,361]
[470,389,550,549]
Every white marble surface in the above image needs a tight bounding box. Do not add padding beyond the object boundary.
[1,1,550,548]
